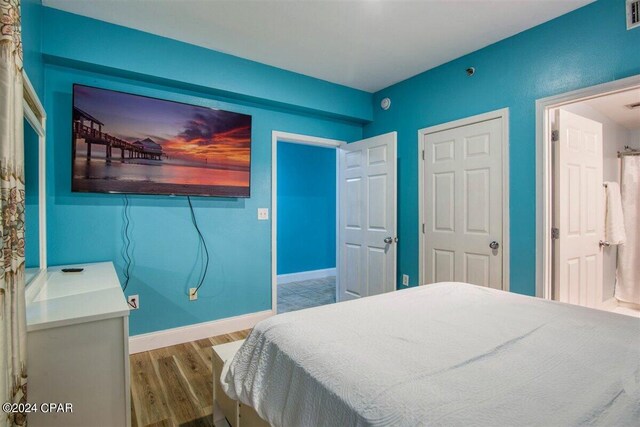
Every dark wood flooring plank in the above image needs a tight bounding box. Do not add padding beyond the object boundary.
[172,343,212,408]
[130,351,173,426]
[208,334,232,346]
[131,391,138,427]
[145,418,175,427]
[191,341,214,369]
[195,338,215,349]
[154,355,205,425]
[179,414,215,427]
[130,329,250,427]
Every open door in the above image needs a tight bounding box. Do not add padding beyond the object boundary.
[338,132,397,301]
[553,109,603,307]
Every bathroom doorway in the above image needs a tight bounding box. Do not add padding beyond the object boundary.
[538,80,640,317]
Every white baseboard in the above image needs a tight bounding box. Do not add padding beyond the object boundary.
[129,310,273,354]
[277,268,336,285]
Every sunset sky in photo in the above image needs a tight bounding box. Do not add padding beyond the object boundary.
[73,85,251,171]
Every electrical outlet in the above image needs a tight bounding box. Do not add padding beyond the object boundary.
[257,208,269,220]
[127,295,139,310]
[189,288,198,301]
[402,274,409,286]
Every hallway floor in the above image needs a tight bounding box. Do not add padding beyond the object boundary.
[610,305,640,318]
[604,299,640,318]
[594,297,640,318]
[277,276,336,313]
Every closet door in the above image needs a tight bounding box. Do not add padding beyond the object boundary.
[423,118,504,289]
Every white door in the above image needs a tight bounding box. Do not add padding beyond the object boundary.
[553,109,603,307]
[338,132,397,301]
[423,118,504,288]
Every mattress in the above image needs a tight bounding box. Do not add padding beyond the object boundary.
[221,283,640,426]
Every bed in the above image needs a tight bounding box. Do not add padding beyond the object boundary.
[221,282,640,426]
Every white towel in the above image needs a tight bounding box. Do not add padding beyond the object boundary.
[604,182,626,245]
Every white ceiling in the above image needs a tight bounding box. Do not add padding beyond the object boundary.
[584,89,640,130]
[43,0,594,93]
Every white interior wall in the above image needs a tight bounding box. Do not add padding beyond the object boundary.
[629,129,640,147]
[553,104,629,302]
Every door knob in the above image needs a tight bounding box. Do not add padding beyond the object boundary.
[384,237,393,244]
[599,240,610,248]
[489,241,500,250]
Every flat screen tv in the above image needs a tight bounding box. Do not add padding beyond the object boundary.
[72,84,252,197]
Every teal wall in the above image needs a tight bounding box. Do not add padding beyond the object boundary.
[277,143,336,275]
[22,0,640,335]
[363,0,640,295]
[22,0,43,96]
[40,8,364,335]
[41,8,372,123]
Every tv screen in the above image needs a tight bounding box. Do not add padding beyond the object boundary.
[72,84,252,197]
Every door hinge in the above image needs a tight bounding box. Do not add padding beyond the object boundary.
[551,227,559,240]
[551,130,559,142]
[422,223,426,234]
[422,150,425,160]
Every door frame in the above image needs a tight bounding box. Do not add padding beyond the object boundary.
[271,131,345,314]
[535,74,640,300]
[417,108,510,290]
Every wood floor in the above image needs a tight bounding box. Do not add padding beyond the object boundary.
[130,329,251,427]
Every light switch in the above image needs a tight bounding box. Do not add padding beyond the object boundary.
[258,208,269,220]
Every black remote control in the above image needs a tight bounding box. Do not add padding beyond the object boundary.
[61,268,84,273]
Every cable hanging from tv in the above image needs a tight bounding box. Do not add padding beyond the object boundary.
[188,196,210,296]
[121,194,133,291]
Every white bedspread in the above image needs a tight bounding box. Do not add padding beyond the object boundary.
[221,283,640,426]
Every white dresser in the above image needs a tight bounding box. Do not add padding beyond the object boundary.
[26,262,131,427]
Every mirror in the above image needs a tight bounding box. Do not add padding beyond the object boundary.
[22,71,47,293]
[24,117,40,282]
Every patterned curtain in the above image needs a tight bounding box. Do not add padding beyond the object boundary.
[0,1,27,426]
